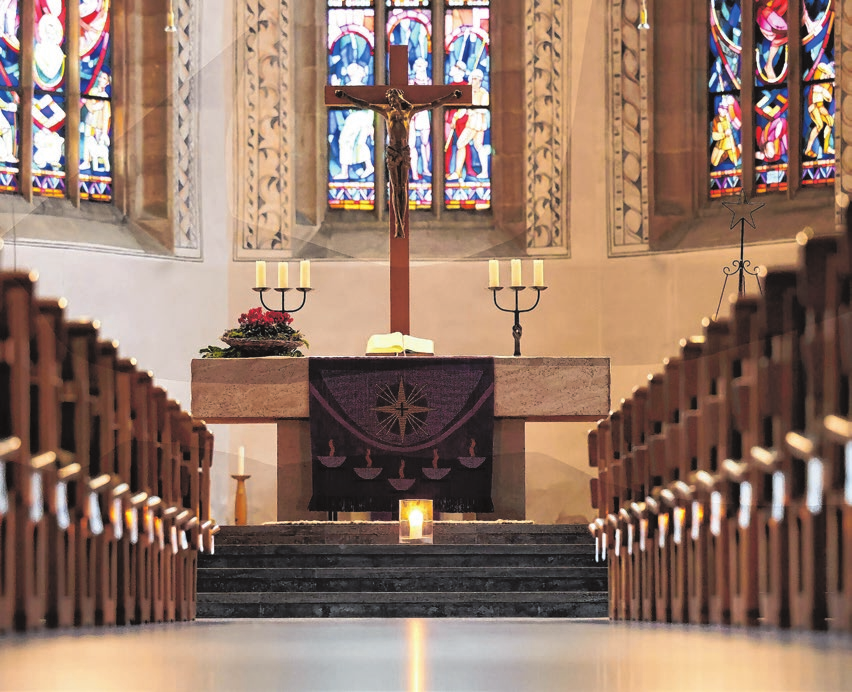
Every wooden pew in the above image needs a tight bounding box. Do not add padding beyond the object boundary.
[823,415,852,632]
[33,298,78,629]
[114,357,138,625]
[643,372,669,622]
[130,368,156,624]
[0,435,21,633]
[784,235,837,630]
[725,296,762,626]
[669,339,705,624]
[625,387,648,620]
[749,269,799,628]
[695,318,733,625]
[2,271,52,631]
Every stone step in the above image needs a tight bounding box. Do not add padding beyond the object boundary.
[197,565,608,594]
[199,543,598,569]
[196,591,609,619]
[214,522,593,546]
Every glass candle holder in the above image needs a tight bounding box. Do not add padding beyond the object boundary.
[399,499,433,544]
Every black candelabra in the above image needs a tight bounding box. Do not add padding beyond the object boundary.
[489,284,547,356]
[714,192,765,320]
[253,260,313,315]
[252,286,312,314]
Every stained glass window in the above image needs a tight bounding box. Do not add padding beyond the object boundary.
[444,0,489,210]
[387,0,433,208]
[754,0,789,193]
[79,0,112,202]
[708,0,834,198]
[709,0,742,198]
[328,0,376,210]
[327,0,491,214]
[33,0,67,198]
[0,0,20,193]
[0,0,114,203]
[801,0,835,187]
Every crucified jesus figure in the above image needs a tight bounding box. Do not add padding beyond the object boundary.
[334,87,462,237]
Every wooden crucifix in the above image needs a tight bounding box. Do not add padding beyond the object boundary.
[325,45,472,335]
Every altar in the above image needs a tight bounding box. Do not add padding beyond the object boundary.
[190,356,610,520]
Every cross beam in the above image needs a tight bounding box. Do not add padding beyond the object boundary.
[325,45,472,336]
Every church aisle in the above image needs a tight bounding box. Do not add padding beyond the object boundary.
[1,618,850,691]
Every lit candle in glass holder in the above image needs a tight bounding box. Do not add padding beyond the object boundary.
[409,508,423,540]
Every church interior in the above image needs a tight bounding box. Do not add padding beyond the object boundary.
[1,0,851,689]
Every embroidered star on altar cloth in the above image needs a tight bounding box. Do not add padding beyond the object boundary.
[722,191,765,229]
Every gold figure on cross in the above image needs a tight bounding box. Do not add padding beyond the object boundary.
[334,86,463,237]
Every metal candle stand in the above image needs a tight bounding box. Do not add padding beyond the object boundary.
[714,192,766,320]
[490,286,547,357]
[252,286,313,315]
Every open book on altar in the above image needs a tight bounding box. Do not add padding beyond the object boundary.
[365,332,435,356]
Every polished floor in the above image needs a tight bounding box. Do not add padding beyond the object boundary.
[1,618,850,691]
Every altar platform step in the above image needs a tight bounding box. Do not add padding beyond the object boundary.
[197,566,607,594]
[212,522,593,546]
[200,544,597,569]
[196,591,607,619]
[197,523,607,618]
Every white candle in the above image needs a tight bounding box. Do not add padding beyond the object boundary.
[488,259,500,288]
[237,446,245,476]
[409,508,423,540]
[510,259,522,287]
[533,259,544,287]
[299,260,311,288]
[277,263,289,289]
[255,261,267,288]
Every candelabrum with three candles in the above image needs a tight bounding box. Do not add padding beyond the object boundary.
[488,259,547,357]
[253,259,313,315]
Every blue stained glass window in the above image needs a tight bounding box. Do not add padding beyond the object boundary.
[0,0,20,88]
[444,1,490,209]
[327,0,490,214]
[801,0,835,187]
[33,0,66,92]
[328,1,376,210]
[0,0,19,192]
[709,93,743,198]
[709,1,742,198]
[0,88,19,192]
[79,0,112,202]
[32,0,66,197]
[709,0,741,93]
[387,2,433,208]
[32,92,66,197]
[328,107,376,209]
[755,87,789,193]
[80,0,110,95]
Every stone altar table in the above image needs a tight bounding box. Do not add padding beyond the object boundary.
[190,357,610,520]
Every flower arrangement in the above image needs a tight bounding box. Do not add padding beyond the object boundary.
[199,307,308,358]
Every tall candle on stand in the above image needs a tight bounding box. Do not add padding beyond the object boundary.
[255,261,267,288]
[488,260,500,288]
[533,259,544,287]
[277,263,289,289]
[237,446,245,476]
[299,260,311,288]
[510,259,522,287]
